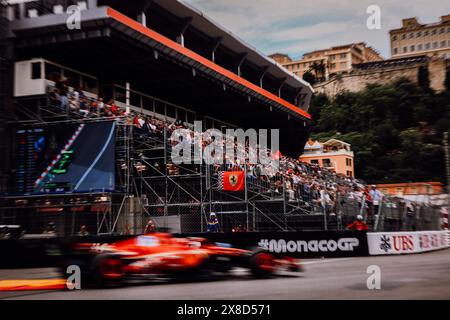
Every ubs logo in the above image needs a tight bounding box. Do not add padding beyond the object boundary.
[393,235,414,251]
[379,235,414,253]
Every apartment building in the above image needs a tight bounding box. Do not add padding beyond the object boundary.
[299,138,355,177]
[390,14,450,59]
[269,43,382,80]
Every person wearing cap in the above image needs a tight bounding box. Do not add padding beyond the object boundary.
[144,219,157,234]
[77,225,89,236]
[207,213,220,233]
[346,215,368,231]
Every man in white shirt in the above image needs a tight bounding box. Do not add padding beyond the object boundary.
[369,185,383,215]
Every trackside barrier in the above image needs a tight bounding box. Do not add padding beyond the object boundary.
[179,231,369,258]
[367,231,450,255]
[1,231,449,268]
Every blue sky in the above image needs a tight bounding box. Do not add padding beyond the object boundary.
[186,0,450,59]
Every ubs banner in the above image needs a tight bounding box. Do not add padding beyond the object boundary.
[180,231,368,258]
[367,231,450,255]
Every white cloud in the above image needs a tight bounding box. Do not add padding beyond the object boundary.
[186,0,450,58]
[270,22,358,42]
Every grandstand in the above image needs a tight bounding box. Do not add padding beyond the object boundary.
[0,0,442,236]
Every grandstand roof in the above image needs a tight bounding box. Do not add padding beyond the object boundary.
[7,0,312,155]
[7,0,313,119]
[151,0,313,92]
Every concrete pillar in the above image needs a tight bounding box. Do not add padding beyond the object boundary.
[137,12,146,27]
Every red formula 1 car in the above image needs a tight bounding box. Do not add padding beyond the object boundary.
[62,232,301,287]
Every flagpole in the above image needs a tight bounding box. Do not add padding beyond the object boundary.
[208,165,213,228]
[200,162,203,233]
[282,160,287,231]
[164,127,168,229]
[244,162,249,231]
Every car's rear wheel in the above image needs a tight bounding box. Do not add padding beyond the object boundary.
[248,249,276,278]
[91,254,125,287]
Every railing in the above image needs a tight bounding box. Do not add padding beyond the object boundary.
[6,85,445,234]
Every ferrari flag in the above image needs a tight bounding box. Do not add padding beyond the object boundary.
[218,171,245,191]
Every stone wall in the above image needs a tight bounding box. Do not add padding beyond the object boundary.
[428,56,447,92]
[314,56,448,96]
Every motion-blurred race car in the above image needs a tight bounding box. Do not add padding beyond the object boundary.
[62,232,301,287]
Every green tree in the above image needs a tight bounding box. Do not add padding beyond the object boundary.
[445,68,450,92]
[302,71,316,85]
[309,79,447,183]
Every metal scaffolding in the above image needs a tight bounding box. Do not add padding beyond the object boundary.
[1,89,444,235]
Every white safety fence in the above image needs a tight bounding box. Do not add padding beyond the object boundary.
[367,230,450,255]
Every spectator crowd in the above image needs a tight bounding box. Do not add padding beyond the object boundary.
[48,81,386,227]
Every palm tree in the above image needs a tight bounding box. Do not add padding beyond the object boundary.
[308,61,326,83]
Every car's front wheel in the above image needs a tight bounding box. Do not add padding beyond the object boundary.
[248,249,276,278]
[91,254,125,287]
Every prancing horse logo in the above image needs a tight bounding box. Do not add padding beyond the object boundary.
[228,174,238,186]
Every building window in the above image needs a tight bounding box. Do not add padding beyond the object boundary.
[401,34,406,40]
[346,171,353,177]
[322,159,332,167]
[346,158,352,166]
[311,159,319,164]
[410,187,418,195]
[403,46,407,53]
[409,33,414,39]
[425,43,430,50]
[439,28,444,34]
[396,188,404,196]
[393,48,398,54]
[340,62,347,68]
[416,31,422,37]
[424,30,429,36]
[431,29,437,35]
[392,35,397,41]
[330,55,336,61]
[331,63,336,69]
[418,44,423,51]
[410,45,415,51]
[340,53,347,59]
[441,41,446,48]
[433,42,438,48]
[31,62,41,79]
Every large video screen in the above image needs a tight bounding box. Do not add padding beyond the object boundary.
[15,121,116,194]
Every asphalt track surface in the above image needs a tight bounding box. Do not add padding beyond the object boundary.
[1,248,450,300]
